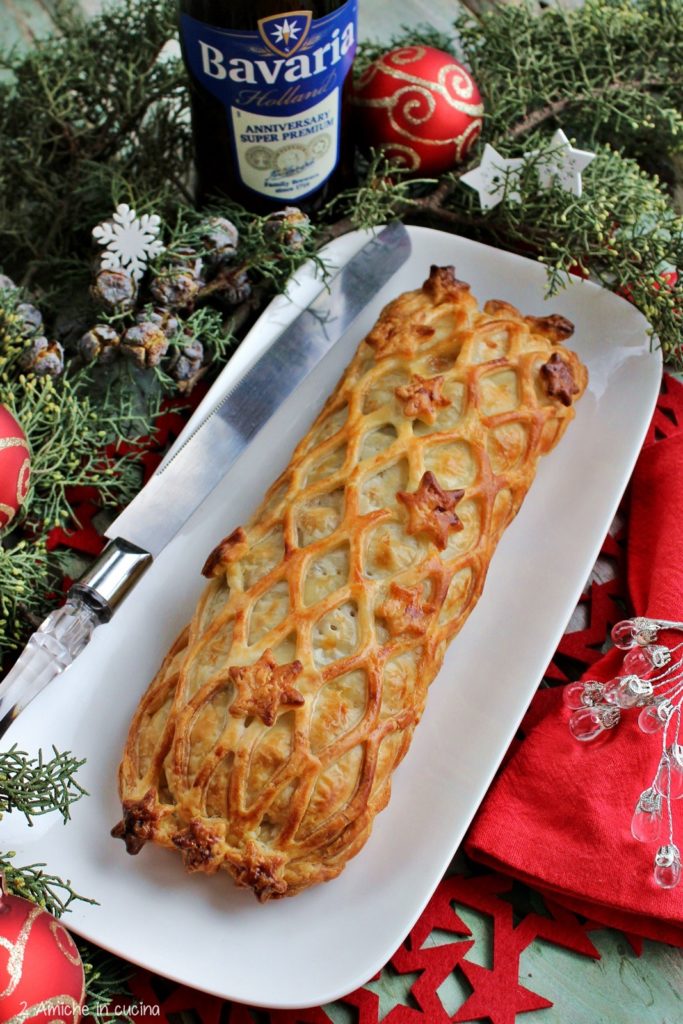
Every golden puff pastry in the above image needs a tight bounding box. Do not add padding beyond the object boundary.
[112,265,588,900]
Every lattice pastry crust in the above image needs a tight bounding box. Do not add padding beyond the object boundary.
[112,266,588,900]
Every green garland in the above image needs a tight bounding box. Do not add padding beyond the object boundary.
[0,0,682,1009]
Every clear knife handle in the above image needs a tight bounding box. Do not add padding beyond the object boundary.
[0,597,109,737]
[0,539,152,737]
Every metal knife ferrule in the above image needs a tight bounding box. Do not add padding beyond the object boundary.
[69,539,153,616]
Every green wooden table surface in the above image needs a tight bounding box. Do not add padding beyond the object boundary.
[1,1,681,1021]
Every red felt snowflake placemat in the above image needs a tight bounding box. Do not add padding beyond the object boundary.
[122,870,604,1024]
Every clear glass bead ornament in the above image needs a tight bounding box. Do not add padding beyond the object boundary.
[615,675,654,709]
[638,699,672,734]
[623,647,652,677]
[654,844,681,889]
[654,745,683,800]
[569,705,620,742]
[611,619,640,650]
[584,681,607,705]
[602,679,621,705]
[611,617,662,649]
[645,644,672,669]
[632,617,660,646]
[563,682,588,710]
[562,681,604,710]
[631,788,663,843]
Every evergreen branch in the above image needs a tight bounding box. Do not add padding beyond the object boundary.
[0,539,63,655]
[0,853,97,917]
[0,373,145,532]
[0,745,87,824]
[507,77,683,141]
[456,0,683,158]
[78,940,136,1024]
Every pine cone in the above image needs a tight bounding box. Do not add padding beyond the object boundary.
[120,322,169,368]
[149,247,204,310]
[215,266,252,305]
[137,307,180,339]
[201,217,239,267]
[263,207,310,251]
[78,324,121,364]
[169,335,205,393]
[16,303,43,336]
[19,337,65,377]
[91,267,137,313]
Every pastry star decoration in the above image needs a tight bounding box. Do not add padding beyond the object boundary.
[395,374,451,425]
[172,819,222,873]
[398,471,465,550]
[460,144,525,211]
[367,317,435,360]
[540,351,580,406]
[229,649,304,727]
[379,582,436,637]
[535,128,595,198]
[110,788,159,855]
[226,840,288,902]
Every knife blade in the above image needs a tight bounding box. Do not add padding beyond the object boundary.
[0,222,411,733]
[110,220,411,556]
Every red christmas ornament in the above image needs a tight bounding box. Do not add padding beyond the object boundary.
[0,405,31,531]
[0,886,85,1023]
[353,46,484,174]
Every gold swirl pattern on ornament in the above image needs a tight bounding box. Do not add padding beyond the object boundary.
[438,64,477,101]
[17,458,30,505]
[356,53,484,119]
[391,85,437,126]
[0,502,15,526]
[454,117,483,161]
[387,46,427,65]
[362,86,483,154]
[358,64,481,120]
[0,904,42,998]
[379,142,422,170]
[49,918,82,967]
[355,47,427,90]
[0,437,29,454]
[7,994,84,1024]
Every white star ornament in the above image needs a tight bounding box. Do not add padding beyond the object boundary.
[460,144,525,211]
[537,129,595,198]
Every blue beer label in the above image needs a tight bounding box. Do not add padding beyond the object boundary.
[180,2,358,202]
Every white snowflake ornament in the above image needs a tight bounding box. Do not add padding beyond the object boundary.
[92,204,165,282]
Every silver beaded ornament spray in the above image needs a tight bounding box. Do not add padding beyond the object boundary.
[565,616,683,889]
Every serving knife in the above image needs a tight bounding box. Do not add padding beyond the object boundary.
[0,222,411,735]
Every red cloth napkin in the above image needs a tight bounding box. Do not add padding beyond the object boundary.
[465,381,683,946]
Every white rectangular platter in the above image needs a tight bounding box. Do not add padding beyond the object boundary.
[1,226,661,1008]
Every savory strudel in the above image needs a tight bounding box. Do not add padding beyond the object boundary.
[112,265,587,900]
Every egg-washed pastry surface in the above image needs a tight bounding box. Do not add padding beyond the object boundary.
[112,266,588,900]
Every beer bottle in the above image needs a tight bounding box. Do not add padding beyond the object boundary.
[178,1,358,211]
